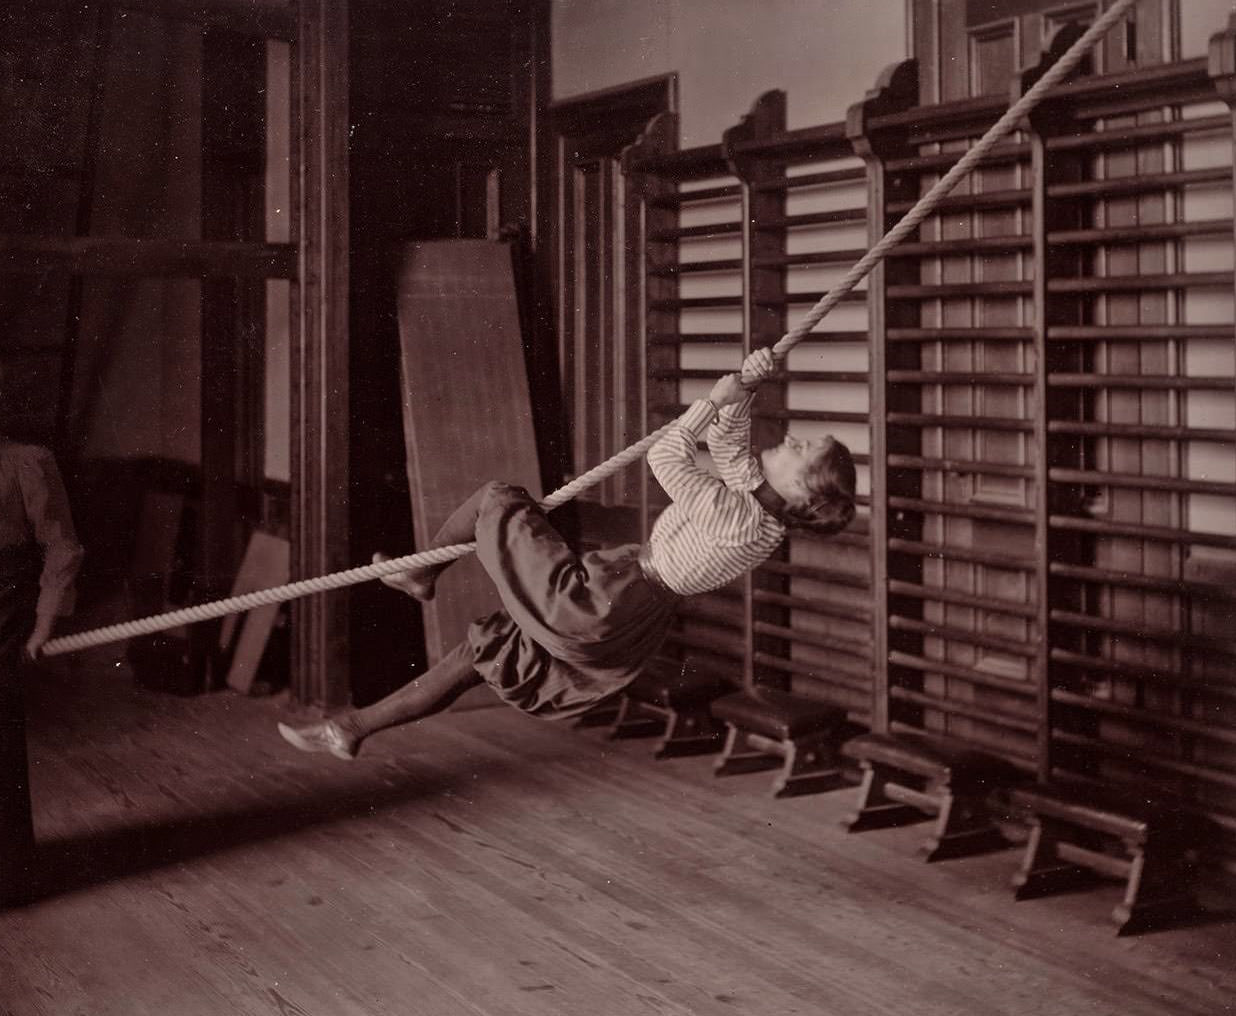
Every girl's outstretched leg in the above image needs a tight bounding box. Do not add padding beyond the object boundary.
[375,482,506,601]
[278,641,482,759]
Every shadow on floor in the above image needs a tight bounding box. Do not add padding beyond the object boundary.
[13,771,453,908]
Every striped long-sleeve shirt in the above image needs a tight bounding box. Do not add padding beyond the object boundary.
[645,398,785,596]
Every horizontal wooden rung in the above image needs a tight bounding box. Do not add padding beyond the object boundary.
[1049,373,1233,391]
[648,222,742,241]
[752,167,865,192]
[1045,114,1231,153]
[887,537,1034,571]
[886,454,1034,480]
[886,279,1032,300]
[757,558,871,589]
[888,579,1037,620]
[753,621,872,660]
[1070,83,1218,122]
[890,721,1037,770]
[649,367,868,385]
[648,332,744,345]
[881,140,1026,174]
[1051,689,1236,747]
[774,289,868,307]
[887,370,1032,386]
[1049,514,1236,551]
[1051,609,1236,654]
[1047,420,1236,444]
[1049,648,1236,700]
[757,208,866,229]
[1048,271,1232,294]
[754,408,871,425]
[648,258,743,276]
[1048,166,1230,200]
[886,235,1032,258]
[753,589,872,623]
[753,249,868,269]
[1049,562,1236,602]
[649,295,743,310]
[887,412,1032,433]
[1049,468,1236,497]
[889,686,1037,732]
[751,651,872,692]
[889,614,1037,658]
[889,495,1033,527]
[887,188,1028,216]
[887,327,1032,343]
[889,650,1036,699]
[648,183,741,208]
[1047,324,1231,341]
[1048,219,1233,246]
[0,235,297,279]
[1051,730,1236,793]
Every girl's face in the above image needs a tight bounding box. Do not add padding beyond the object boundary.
[760,433,835,504]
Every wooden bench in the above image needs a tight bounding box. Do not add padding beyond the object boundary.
[842,731,1022,861]
[606,658,728,758]
[711,687,850,797]
[1011,782,1202,936]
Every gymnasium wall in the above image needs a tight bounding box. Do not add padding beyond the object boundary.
[551,0,908,145]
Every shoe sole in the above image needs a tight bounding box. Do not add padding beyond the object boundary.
[277,722,357,761]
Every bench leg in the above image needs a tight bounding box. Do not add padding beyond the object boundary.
[713,725,781,778]
[922,789,1008,862]
[653,707,723,759]
[1012,818,1099,900]
[772,735,845,798]
[843,763,923,832]
[607,697,665,740]
[1113,842,1198,936]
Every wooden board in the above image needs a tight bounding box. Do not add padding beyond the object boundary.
[221,531,290,694]
[395,240,542,675]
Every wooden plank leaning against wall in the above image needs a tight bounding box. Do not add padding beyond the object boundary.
[616,16,1236,874]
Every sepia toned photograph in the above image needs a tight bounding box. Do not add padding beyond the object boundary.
[1,1,1234,1013]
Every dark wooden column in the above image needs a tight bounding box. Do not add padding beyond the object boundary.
[1021,26,1092,785]
[291,0,350,708]
[620,114,679,541]
[1210,14,1236,425]
[845,60,919,735]
[723,91,787,692]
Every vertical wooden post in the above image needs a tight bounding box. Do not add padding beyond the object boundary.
[723,91,786,693]
[1021,25,1090,785]
[290,0,350,708]
[846,60,919,735]
[1209,15,1236,434]
[620,114,679,542]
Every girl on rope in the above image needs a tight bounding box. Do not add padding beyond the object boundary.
[0,362,84,905]
[277,347,856,761]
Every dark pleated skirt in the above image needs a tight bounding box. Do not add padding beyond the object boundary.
[0,543,39,895]
[465,484,679,720]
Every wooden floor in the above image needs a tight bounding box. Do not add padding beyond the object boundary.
[3,659,1234,1016]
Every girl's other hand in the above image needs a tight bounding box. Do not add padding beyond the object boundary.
[708,373,749,408]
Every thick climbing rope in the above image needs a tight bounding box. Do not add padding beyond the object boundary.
[43,0,1136,658]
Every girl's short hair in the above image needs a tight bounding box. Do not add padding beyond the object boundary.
[784,438,857,536]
